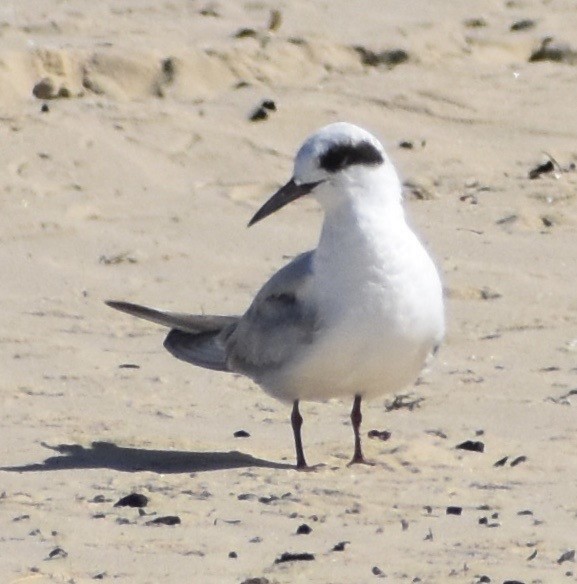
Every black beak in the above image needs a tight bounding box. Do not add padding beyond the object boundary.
[248,178,323,227]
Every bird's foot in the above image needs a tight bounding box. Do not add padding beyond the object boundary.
[347,455,375,467]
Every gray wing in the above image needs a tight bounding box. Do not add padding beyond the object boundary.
[106,250,319,376]
[106,300,240,371]
[225,251,319,378]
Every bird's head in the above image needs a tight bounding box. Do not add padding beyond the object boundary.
[249,122,400,226]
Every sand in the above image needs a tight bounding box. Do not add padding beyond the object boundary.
[1,1,577,582]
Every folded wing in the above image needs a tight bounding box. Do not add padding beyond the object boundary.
[106,251,318,378]
[226,252,318,378]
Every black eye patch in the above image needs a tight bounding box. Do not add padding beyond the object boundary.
[319,140,384,173]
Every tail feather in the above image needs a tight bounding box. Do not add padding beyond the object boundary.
[164,329,231,372]
[106,300,238,334]
[106,300,238,372]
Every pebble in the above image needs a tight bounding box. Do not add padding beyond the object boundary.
[47,547,68,560]
[199,7,219,17]
[529,37,577,64]
[234,430,250,438]
[32,78,56,100]
[446,506,462,516]
[161,58,176,84]
[355,47,409,68]
[496,214,519,226]
[266,9,282,32]
[114,493,149,508]
[460,193,478,205]
[115,517,131,525]
[32,77,72,100]
[274,552,315,563]
[234,28,258,39]
[528,159,554,179]
[249,99,277,121]
[480,288,501,300]
[145,515,181,526]
[510,19,535,31]
[237,493,257,501]
[456,440,485,453]
[403,179,436,200]
[426,429,447,439]
[557,550,575,564]
[367,429,391,441]
[510,455,527,467]
[464,17,487,28]
[13,514,30,522]
[296,523,312,535]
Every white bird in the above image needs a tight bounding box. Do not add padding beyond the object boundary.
[107,122,444,469]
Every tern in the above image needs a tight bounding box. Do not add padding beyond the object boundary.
[107,122,444,469]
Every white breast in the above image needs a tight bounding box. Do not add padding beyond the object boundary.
[262,206,444,403]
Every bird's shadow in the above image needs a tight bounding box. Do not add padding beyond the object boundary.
[2,441,292,474]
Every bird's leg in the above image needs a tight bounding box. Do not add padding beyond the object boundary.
[348,394,374,466]
[291,400,308,469]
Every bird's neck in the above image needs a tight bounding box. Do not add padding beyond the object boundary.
[314,201,409,308]
[318,188,407,254]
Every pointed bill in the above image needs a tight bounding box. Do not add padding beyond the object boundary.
[248,178,323,227]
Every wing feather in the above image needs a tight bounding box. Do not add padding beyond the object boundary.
[106,251,318,379]
[106,300,238,333]
[226,251,318,377]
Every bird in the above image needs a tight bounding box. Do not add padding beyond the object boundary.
[106,122,444,470]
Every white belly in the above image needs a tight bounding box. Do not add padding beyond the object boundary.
[261,251,444,403]
[253,196,445,403]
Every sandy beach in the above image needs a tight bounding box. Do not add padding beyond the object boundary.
[1,1,577,582]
